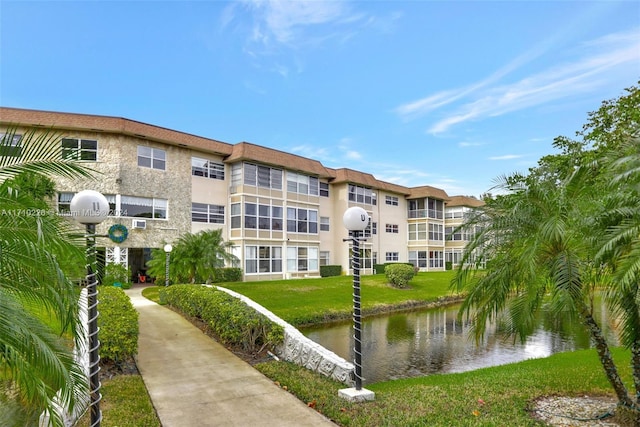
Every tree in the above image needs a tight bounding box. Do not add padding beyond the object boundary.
[146,229,238,284]
[0,127,94,426]
[453,84,640,418]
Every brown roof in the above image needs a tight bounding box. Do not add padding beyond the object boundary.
[329,168,411,195]
[225,142,333,178]
[0,107,233,156]
[0,107,461,197]
[446,195,485,208]
[408,185,449,200]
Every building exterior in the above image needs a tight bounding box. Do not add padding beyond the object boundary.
[0,107,484,281]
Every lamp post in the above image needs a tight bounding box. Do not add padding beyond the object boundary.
[163,244,172,287]
[339,207,375,402]
[70,190,109,427]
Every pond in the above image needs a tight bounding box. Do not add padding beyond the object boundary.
[301,301,618,385]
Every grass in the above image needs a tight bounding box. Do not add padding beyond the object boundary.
[256,348,632,426]
[75,375,160,427]
[210,271,460,326]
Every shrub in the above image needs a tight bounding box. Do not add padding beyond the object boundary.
[162,285,284,353]
[320,265,342,277]
[445,261,453,271]
[102,263,131,288]
[212,267,243,283]
[98,286,139,362]
[385,264,415,288]
[374,264,386,274]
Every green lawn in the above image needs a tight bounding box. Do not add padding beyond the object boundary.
[257,347,632,426]
[218,271,461,325]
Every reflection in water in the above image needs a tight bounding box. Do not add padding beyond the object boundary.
[302,302,618,385]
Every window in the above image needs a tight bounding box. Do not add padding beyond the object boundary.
[137,146,166,170]
[231,163,242,186]
[408,199,425,218]
[386,252,399,262]
[320,216,330,231]
[287,207,318,234]
[245,246,282,274]
[241,162,282,189]
[348,184,377,205]
[0,133,22,156]
[192,203,224,223]
[429,223,443,241]
[320,182,329,197]
[57,192,74,214]
[408,223,427,240]
[445,207,465,219]
[62,138,97,161]
[121,196,167,219]
[230,203,241,228]
[244,203,257,229]
[287,246,318,272]
[445,226,464,241]
[386,224,398,233]
[429,250,444,268]
[287,172,319,196]
[385,195,399,206]
[409,251,427,268]
[445,249,463,265]
[272,206,283,231]
[363,218,375,237]
[231,202,282,230]
[428,198,444,219]
[192,157,224,180]
[320,251,330,266]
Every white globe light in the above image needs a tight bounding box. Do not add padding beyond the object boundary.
[164,244,173,253]
[343,206,369,231]
[70,190,110,224]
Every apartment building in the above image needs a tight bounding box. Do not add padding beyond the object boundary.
[0,107,484,281]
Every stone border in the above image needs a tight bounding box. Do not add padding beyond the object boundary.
[215,286,356,387]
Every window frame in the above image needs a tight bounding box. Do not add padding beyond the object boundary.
[137,146,166,171]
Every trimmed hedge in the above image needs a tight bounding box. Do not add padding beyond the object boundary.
[213,267,243,283]
[98,286,139,362]
[374,264,386,274]
[385,263,415,288]
[320,265,342,277]
[161,285,284,353]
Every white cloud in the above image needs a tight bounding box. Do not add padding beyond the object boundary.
[395,27,640,134]
[240,0,363,49]
[345,150,362,160]
[489,154,526,161]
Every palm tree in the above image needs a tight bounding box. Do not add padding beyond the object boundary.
[0,127,94,426]
[453,85,640,419]
[596,137,640,409]
[146,229,238,284]
[453,161,640,421]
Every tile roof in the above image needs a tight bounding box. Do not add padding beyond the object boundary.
[329,168,411,195]
[446,195,485,207]
[0,107,233,156]
[0,107,466,199]
[225,142,333,178]
[407,185,450,200]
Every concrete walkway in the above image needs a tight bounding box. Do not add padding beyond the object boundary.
[125,285,336,427]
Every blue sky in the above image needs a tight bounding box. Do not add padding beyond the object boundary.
[1,1,639,197]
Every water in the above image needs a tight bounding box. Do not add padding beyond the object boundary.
[302,301,618,384]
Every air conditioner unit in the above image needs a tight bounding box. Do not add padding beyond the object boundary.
[132,219,147,230]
